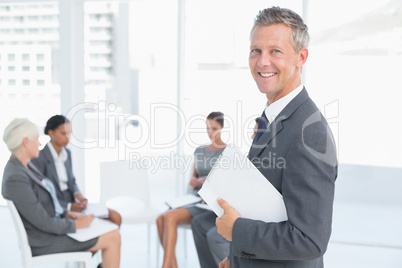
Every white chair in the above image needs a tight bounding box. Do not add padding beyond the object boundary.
[179,156,197,259]
[99,161,160,253]
[6,199,92,268]
[156,156,195,265]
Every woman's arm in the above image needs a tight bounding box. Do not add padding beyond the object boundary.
[4,171,76,235]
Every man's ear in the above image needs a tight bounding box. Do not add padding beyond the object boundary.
[297,47,308,67]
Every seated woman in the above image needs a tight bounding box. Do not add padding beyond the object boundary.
[1,118,120,268]
[31,115,121,226]
[156,111,226,268]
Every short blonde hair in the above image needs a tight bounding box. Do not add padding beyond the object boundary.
[3,118,39,152]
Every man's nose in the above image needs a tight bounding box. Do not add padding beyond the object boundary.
[258,51,271,67]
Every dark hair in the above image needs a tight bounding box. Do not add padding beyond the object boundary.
[255,117,261,125]
[207,111,224,128]
[44,115,70,135]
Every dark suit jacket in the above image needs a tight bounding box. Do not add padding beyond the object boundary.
[2,155,75,248]
[230,88,338,268]
[31,144,80,208]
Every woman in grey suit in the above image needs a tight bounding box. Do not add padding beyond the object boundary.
[2,118,121,268]
[156,112,227,268]
[31,115,121,226]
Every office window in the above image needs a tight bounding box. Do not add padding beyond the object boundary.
[0,16,10,22]
[307,0,401,167]
[36,53,44,61]
[28,28,39,34]
[36,66,44,71]
[14,16,24,23]
[15,29,25,34]
[0,1,61,207]
[28,16,39,21]
[42,15,54,21]
[8,66,15,71]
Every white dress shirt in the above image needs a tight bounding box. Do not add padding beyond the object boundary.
[47,142,69,192]
[264,84,304,124]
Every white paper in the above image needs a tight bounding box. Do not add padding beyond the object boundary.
[198,145,287,223]
[165,194,202,209]
[83,203,109,218]
[67,218,118,242]
[195,203,212,211]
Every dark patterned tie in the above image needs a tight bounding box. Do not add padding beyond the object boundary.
[253,110,269,144]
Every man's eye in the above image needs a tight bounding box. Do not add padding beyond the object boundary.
[273,49,280,53]
[251,49,261,53]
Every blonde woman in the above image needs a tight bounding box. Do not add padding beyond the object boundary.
[1,118,120,268]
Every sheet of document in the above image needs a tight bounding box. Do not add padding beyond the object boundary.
[67,218,118,242]
[83,203,109,218]
[198,145,288,223]
[165,194,202,209]
[195,203,212,211]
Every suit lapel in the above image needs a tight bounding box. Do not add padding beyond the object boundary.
[42,145,61,191]
[64,150,73,185]
[10,155,47,191]
[248,88,309,160]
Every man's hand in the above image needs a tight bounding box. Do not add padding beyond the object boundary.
[219,257,230,268]
[75,214,95,229]
[216,198,240,242]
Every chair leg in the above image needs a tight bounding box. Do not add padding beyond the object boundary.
[147,223,151,254]
[156,235,160,267]
[183,228,188,258]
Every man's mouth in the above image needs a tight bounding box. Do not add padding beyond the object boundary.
[259,72,277,78]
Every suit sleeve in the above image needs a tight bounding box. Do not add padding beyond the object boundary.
[231,126,337,260]
[3,171,76,235]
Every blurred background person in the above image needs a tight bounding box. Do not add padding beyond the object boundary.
[2,118,121,268]
[31,115,121,226]
[156,111,226,268]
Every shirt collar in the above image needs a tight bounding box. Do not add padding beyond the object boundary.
[47,142,68,162]
[264,84,304,123]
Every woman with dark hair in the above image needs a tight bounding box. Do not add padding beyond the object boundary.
[2,118,120,268]
[156,111,226,268]
[31,115,122,226]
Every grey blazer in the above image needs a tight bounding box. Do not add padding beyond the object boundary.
[229,88,338,268]
[2,155,75,248]
[31,144,80,208]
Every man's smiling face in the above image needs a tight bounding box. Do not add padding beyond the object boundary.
[249,23,307,103]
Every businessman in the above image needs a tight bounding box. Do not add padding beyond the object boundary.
[216,6,338,268]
